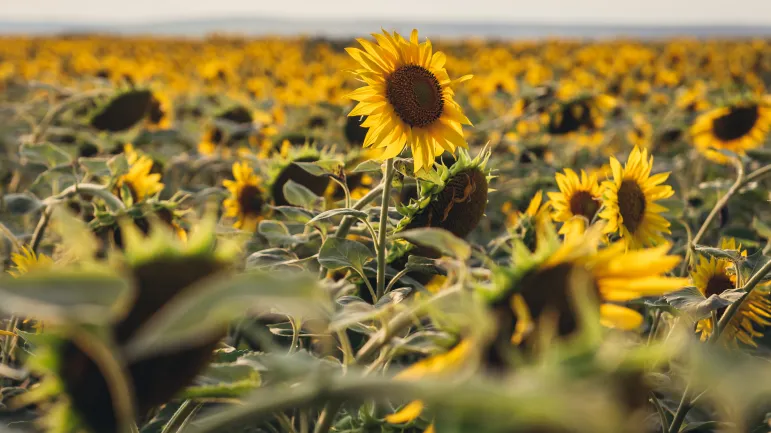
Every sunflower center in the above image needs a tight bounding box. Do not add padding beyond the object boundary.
[705,272,734,298]
[238,184,264,216]
[386,64,444,128]
[617,179,646,234]
[519,263,601,338]
[569,190,599,220]
[712,105,760,141]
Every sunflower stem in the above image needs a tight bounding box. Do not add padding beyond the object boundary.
[44,183,126,211]
[690,156,744,253]
[375,159,395,301]
[716,257,771,336]
[668,383,692,433]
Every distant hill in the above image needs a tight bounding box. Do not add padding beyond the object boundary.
[2,17,771,39]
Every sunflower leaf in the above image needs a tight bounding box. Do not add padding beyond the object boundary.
[272,206,316,223]
[352,160,382,173]
[282,179,320,208]
[393,228,471,261]
[406,255,443,275]
[739,251,771,285]
[0,270,131,324]
[20,142,72,167]
[318,237,374,275]
[246,248,302,271]
[752,217,771,240]
[2,193,43,216]
[693,245,744,262]
[663,286,730,319]
[295,159,343,177]
[307,208,369,224]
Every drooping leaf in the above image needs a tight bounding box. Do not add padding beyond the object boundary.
[282,179,320,208]
[352,160,382,173]
[123,270,320,360]
[406,255,443,275]
[2,193,43,215]
[20,142,72,167]
[0,270,131,324]
[739,251,771,285]
[294,159,343,177]
[664,286,729,319]
[394,228,471,261]
[318,237,374,275]
[693,245,744,262]
[245,248,302,271]
[307,208,369,224]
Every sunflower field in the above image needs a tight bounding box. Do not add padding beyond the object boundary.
[2,29,771,433]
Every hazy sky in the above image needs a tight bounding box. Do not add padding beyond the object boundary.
[3,0,771,25]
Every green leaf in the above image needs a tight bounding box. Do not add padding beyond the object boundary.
[246,248,302,271]
[753,217,771,240]
[0,270,131,324]
[79,157,111,176]
[739,251,771,285]
[20,142,72,167]
[663,286,729,319]
[272,206,315,224]
[124,270,321,360]
[181,360,262,399]
[282,179,320,208]
[2,193,43,215]
[294,159,343,177]
[394,228,471,261]
[107,153,130,177]
[406,255,443,275]
[693,245,744,262]
[318,237,374,275]
[352,160,382,173]
[307,208,369,224]
[375,287,412,308]
[745,148,771,163]
[258,220,302,247]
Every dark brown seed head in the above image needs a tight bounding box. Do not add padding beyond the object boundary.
[386,64,444,128]
[617,179,646,234]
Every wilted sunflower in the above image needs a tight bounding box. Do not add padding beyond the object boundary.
[490,222,687,354]
[223,161,266,232]
[691,238,771,346]
[7,246,54,277]
[115,147,164,203]
[346,29,472,173]
[599,147,674,249]
[547,168,601,235]
[690,99,771,163]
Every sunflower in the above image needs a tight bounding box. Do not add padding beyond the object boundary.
[547,168,602,235]
[7,246,54,277]
[690,99,771,163]
[691,238,771,346]
[491,222,687,352]
[346,29,472,174]
[598,147,674,249]
[115,147,164,203]
[626,114,652,148]
[386,339,476,431]
[145,91,173,130]
[223,161,266,232]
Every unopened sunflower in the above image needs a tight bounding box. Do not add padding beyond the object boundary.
[346,29,472,173]
[599,147,674,249]
[223,161,267,232]
[690,98,771,163]
[691,238,771,347]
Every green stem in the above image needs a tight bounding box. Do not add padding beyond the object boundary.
[650,392,670,433]
[44,183,126,211]
[668,384,692,433]
[384,268,410,295]
[161,400,202,433]
[716,257,771,335]
[375,159,395,301]
[690,157,744,251]
[334,183,384,240]
[312,401,341,433]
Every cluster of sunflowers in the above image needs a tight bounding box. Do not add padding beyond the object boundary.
[1,29,771,433]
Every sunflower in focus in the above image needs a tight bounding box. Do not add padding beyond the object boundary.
[346,29,472,173]
[599,147,674,249]
[691,238,771,346]
[115,146,164,203]
[547,168,602,236]
[7,246,54,277]
[690,99,771,163]
[223,161,266,232]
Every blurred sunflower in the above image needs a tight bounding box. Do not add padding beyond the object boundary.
[690,99,771,163]
[691,238,771,346]
[346,29,472,173]
[547,168,601,235]
[599,147,674,249]
[115,146,164,203]
[491,222,687,351]
[223,161,266,232]
[7,246,54,277]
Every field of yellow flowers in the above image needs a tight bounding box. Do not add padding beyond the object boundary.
[1,30,771,433]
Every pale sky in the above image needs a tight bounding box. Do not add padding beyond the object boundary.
[2,0,771,25]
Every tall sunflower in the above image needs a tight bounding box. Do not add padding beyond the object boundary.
[547,168,602,235]
[598,147,674,249]
[691,238,771,346]
[346,29,472,174]
[115,146,164,203]
[223,161,266,232]
[492,222,687,351]
[690,99,771,164]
